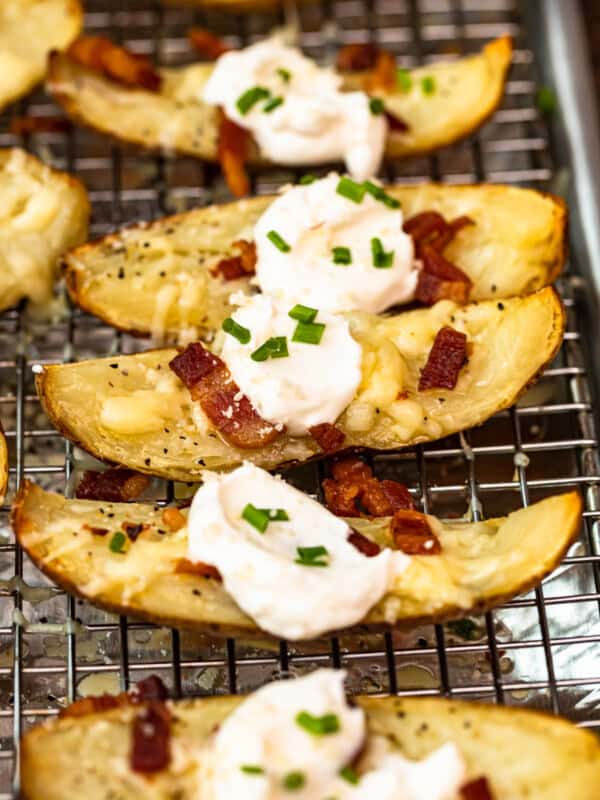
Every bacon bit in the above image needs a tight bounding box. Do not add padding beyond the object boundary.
[363,49,398,93]
[82,524,109,537]
[162,507,186,532]
[169,342,281,449]
[309,423,346,453]
[210,239,257,281]
[218,110,250,198]
[324,457,415,518]
[75,468,150,502]
[131,675,170,703]
[122,521,147,542]
[67,36,162,91]
[384,109,410,133]
[347,528,382,557]
[10,116,72,135]
[391,509,441,555]
[130,702,171,774]
[336,43,382,72]
[332,458,373,483]
[460,777,495,800]
[175,558,223,582]
[418,326,468,391]
[187,27,230,59]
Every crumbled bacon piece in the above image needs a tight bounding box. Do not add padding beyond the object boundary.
[175,558,223,581]
[210,239,257,281]
[218,111,250,198]
[324,457,415,518]
[67,36,161,91]
[131,675,169,703]
[187,27,230,59]
[363,49,398,92]
[384,110,410,133]
[418,326,468,391]
[347,529,382,557]
[130,702,171,774]
[391,509,441,554]
[10,116,72,135]
[309,423,346,453]
[162,507,186,532]
[460,777,495,800]
[336,43,382,72]
[75,467,150,502]
[122,521,147,542]
[362,479,414,517]
[332,458,373,483]
[59,675,170,720]
[169,342,281,449]
[83,524,109,537]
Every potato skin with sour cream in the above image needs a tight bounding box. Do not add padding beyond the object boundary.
[12,482,582,639]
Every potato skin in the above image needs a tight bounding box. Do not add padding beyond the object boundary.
[63,184,567,341]
[20,689,600,800]
[12,482,582,639]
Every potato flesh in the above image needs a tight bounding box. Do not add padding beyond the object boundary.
[65,184,566,340]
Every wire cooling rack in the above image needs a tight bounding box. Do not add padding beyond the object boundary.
[1,0,600,796]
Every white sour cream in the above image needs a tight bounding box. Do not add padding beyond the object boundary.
[187,463,409,640]
[254,173,418,313]
[202,39,387,180]
[220,293,362,435]
[204,669,467,800]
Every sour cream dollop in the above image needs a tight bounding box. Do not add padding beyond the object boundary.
[205,669,467,800]
[202,39,387,180]
[187,464,409,640]
[254,173,418,313]
[221,293,362,435]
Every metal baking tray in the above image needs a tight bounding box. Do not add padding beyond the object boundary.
[1,0,600,796]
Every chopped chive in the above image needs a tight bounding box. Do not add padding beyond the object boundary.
[267,230,291,252]
[251,336,289,362]
[292,321,325,345]
[283,771,305,791]
[340,766,360,785]
[369,97,385,115]
[371,237,394,268]
[363,180,400,209]
[421,75,436,96]
[109,531,127,554]
[242,503,271,533]
[299,174,317,185]
[236,86,270,115]
[336,176,366,204]
[258,508,290,522]
[222,317,251,344]
[276,67,292,82]
[241,764,265,775]
[296,710,340,736]
[396,67,412,92]
[295,545,329,567]
[288,304,318,324]
[332,246,352,265]
[263,95,284,113]
[536,85,557,115]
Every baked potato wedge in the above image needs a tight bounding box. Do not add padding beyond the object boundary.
[64,184,566,340]
[35,288,564,479]
[0,422,8,505]
[0,0,82,112]
[46,37,511,165]
[20,680,600,800]
[12,482,581,637]
[0,148,90,313]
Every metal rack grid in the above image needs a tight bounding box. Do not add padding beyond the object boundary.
[1,0,600,796]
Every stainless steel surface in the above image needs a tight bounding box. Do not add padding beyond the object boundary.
[1,0,600,797]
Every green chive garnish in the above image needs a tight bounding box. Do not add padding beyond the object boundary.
[332,246,352,265]
[276,67,292,82]
[251,336,289,361]
[296,711,340,736]
[363,180,400,209]
[421,75,436,95]
[259,508,290,522]
[283,771,305,790]
[340,765,360,785]
[371,237,394,268]
[295,545,329,567]
[292,321,325,345]
[288,304,318,324]
[222,317,251,344]
[263,96,284,113]
[242,503,271,533]
[369,97,385,115]
[267,230,291,252]
[536,85,557,115]
[299,174,317,185]
[241,764,265,775]
[336,176,367,204]
[109,531,126,554]
[236,86,270,115]
[397,68,412,92]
